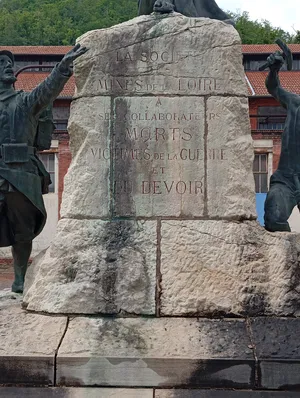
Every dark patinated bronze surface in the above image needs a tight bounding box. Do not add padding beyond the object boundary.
[0,44,87,293]
[138,0,232,22]
[263,44,300,232]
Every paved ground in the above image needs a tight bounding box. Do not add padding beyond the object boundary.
[0,264,13,290]
[0,388,299,397]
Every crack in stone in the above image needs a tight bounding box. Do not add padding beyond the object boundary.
[77,26,196,62]
[76,19,238,66]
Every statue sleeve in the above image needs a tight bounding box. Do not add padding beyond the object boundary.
[25,65,72,116]
[266,69,297,109]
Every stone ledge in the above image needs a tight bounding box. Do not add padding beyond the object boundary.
[56,318,255,388]
[0,388,153,397]
[0,309,300,390]
[155,391,300,398]
[0,301,67,386]
[0,388,299,398]
[250,318,300,390]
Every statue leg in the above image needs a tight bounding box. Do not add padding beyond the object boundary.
[138,0,155,15]
[5,191,39,294]
[11,241,32,293]
[264,182,297,232]
[153,0,175,13]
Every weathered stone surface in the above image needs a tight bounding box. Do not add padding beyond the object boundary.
[57,318,254,388]
[75,14,247,97]
[251,318,300,389]
[27,14,257,314]
[160,220,300,316]
[251,318,300,360]
[155,390,300,397]
[259,362,300,390]
[23,219,156,314]
[0,305,67,385]
[2,389,299,398]
[113,96,205,217]
[61,97,111,219]
[0,288,22,309]
[0,388,153,397]
[206,96,255,219]
[65,14,254,219]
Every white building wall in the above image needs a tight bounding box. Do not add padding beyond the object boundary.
[289,208,300,233]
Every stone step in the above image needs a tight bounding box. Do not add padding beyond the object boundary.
[0,388,299,398]
[1,298,300,391]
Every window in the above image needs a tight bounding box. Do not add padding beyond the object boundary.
[257,106,287,130]
[54,120,68,130]
[53,106,70,132]
[244,59,267,71]
[253,154,268,193]
[38,153,56,193]
[293,59,300,70]
[244,57,300,71]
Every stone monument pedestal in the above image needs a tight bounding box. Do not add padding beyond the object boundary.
[1,12,298,394]
[23,13,300,318]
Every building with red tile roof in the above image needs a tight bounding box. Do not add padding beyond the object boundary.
[242,44,300,54]
[0,46,72,55]
[246,71,300,96]
[15,72,75,98]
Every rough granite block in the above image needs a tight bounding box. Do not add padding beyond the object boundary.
[155,390,300,397]
[0,388,153,397]
[160,220,300,317]
[0,304,67,385]
[23,219,157,315]
[250,318,300,390]
[57,318,254,388]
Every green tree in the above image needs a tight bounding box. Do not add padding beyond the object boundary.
[230,11,293,44]
[0,2,296,46]
[293,31,300,44]
[0,0,138,45]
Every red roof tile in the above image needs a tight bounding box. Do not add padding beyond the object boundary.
[246,71,300,96]
[15,72,75,98]
[0,46,72,55]
[13,69,300,99]
[242,44,300,54]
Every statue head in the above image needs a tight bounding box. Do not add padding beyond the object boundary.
[0,50,16,85]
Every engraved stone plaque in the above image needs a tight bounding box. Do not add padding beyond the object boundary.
[112,96,205,217]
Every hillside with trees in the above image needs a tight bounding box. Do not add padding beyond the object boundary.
[0,0,298,45]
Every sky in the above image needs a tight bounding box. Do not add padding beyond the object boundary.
[218,0,300,33]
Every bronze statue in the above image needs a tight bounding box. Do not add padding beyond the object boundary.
[0,44,87,293]
[138,0,232,22]
[263,42,300,232]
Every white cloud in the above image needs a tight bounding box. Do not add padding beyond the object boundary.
[218,0,300,33]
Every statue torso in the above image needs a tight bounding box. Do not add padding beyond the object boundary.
[279,97,300,173]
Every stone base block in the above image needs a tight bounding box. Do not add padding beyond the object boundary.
[0,304,300,391]
[57,318,255,388]
[0,303,67,385]
[160,220,300,317]
[23,219,156,315]
[0,389,299,398]
[251,318,300,390]
[0,388,153,397]
[156,391,300,398]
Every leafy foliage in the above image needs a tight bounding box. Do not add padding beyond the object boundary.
[0,0,138,45]
[0,1,298,45]
[230,11,295,44]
